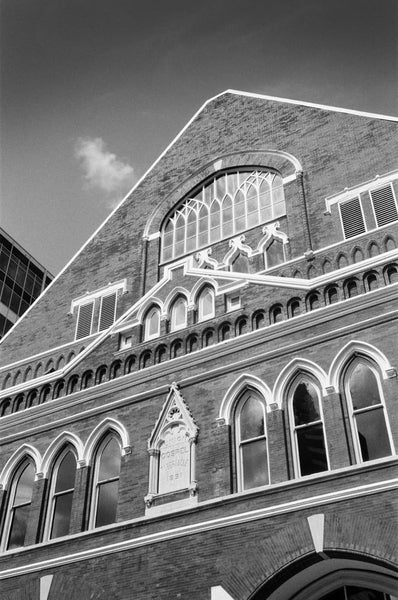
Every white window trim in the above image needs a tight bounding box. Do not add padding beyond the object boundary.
[43,447,77,542]
[344,361,395,464]
[88,435,121,530]
[226,294,241,312]
[288,377,330,479]
[235,392,270,492]
[70,280,127,313]
[369,182,398,228]
[324,169,398,212]
[170,298,188,332]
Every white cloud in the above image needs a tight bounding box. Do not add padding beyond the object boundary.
[74,137,135,200]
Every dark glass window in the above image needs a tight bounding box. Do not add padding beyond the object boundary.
[5,462,35,550]
[49,450,76,539]
[236,392,268,490]
[292,381,328,476]
[93,438,121,528]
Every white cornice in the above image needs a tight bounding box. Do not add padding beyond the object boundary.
[325,170,398,211]
[0,476,396,580]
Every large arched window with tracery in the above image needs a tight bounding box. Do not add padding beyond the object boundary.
[162,169,286,262]
[344,360,393,463]
[290,378,329,477]
[235,389,269,491]
[1,460,35,551]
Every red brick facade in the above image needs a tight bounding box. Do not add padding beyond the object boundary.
[0,91,397,599]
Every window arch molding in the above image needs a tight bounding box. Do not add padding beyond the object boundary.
[272,358,328,411]
[163,287,190,316]
[328,340,394,392]
[143,149,302,240]
[190,277,218,305]
[40,431,84,479]
[286,372,330,477]
[136,297,164,324]
[218,374,272,425]
[0,444,41,490]
[83,418,131,466]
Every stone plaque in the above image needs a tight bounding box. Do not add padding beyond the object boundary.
[158,424,190,494]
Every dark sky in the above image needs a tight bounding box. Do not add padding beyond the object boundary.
[1,0,397,275]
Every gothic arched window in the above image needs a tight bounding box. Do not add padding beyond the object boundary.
[170,297,187,332]
[344,360,393,463]
[197,287,215,322]
[45,448,77,540]
[90,436,121,528]
[290,378,328,477]
[161,170,286,262]
[235,390,269,491]
[1,460,35,551]
[144,306,160,340]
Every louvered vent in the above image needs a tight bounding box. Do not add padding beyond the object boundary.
[370,185,398,227]
[76,302,94,340]
[99,292,117,331]
[340,197,366,239]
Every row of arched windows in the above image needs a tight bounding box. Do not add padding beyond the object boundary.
[1,431,123,552]
[1,354,395,552]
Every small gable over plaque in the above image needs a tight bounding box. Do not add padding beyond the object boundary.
[145,383,199,508]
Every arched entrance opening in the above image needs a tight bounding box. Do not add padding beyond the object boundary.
[250,556,397,600]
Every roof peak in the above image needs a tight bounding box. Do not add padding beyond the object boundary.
[215,89,398,122]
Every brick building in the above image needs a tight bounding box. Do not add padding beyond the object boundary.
[0,91,397,599]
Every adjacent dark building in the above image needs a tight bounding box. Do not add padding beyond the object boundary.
[0,227,52,338]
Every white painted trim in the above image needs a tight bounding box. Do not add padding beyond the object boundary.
[40,575,53,600]
[307,513,325,554]
[83,417,130,466]
[273,358,328,409]
[70,280,127,312]
[0,444,42,489]
[325,170,398,210]
[219,374,272,423]
[163,287,190,316]
[40,431,84,479]
[226,89,398,122]
[0,476,396,578]
[328,340,393,391]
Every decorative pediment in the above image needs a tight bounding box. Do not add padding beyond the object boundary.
[223,235,254,266]
[257,222,289,252]
[148,382,198,449]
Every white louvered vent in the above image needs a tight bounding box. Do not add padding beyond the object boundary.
[76,302,94,340]
[370,184,398,227]
[98,292,117,332]
[339,197,366,239]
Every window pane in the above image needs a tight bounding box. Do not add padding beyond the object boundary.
[240,397,265,440]
[172,299,186,329]
[98,439,121,481]
[51,492,73,539]
[14,463,34,506]
[356,408,391,461]
[199,289,213,320]
[95,480,119,527]
[297,423,328,476]
[55,452,76,493]
[293,382,321,425]
[7,505,30,550]
[241,439,268,489]
[147,309,160,337]
[350,363,381,410]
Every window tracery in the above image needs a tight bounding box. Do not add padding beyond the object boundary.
[162,169,285,262]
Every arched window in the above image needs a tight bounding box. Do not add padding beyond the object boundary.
[344,360,393,463]
[170,297,187,332]
[270,304,283,324]
[197,287,215,322]
[90,436,121,528]
[345,279,359,298]
[12,394,25,413]
[67,375,79,395]
[290,378,328,477]
[325,285,339,305]
[253,310,266,329]
[53,380,65,399]
[40,385,51,404]
[161,169,286,262]
[45,448,77,540]
[236,317,248,336]
[171,339,183,359]
[141,351,151,369]
[203,329,214,347]
[109,361,121,380]
[235,390,269,491]
[364,271,378,291]
[288,299,301,318]
[219,323,231,341]
[385,265,398,284]
[81,371,93,390]
[144,306,160,340]
[0,398,11,417]
[1,460,35,551]
[26,389,38,408]
[155,346,167,364]
[96,365,107,384]
[124,355,136,374]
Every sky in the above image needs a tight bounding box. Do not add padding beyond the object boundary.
[1,0,397,276]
